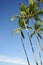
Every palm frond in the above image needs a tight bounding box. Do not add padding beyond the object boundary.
[37,33,42,39]
[27,26,32,29]
[21,30,25,39]
[34,15,41,21]
[23,26,32,29]
[40,28,43,31]
[38,11,43,15]
[34,23,41,31]
[10,15,20,21]
[37,0,43,2]
[37,8,43,15]
[40,21,43,25]
[40,0,43,2]
[10,16,15,21]
[18,18,25,28]
[20,4,26,11]
[12,28,25,39]
[30,31,35,38]
[39,32,43,34]
[12,28,21,35]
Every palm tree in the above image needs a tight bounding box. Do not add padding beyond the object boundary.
[11,2,39,65]
[19,3,39,65]
[12,28,30,65]
[20,2,43,65]
[10,12,38,65]
[11,0,43,65]
[30,22,43,65]
[30,23,43,50]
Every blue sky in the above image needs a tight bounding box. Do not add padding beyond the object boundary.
[0,0,43,65]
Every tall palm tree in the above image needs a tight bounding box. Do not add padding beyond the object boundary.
[30,22,43,65]
[12,28,30,65]
[19,3,39,65]
[11,0,43,65]
[11,3,39,65]
[11,13,39,65]
[19,1,43,65]
[30,23,43,50]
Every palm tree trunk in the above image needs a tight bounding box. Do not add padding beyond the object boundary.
[37,33,43,51]
[23,20,38,65]
[27,32,38,65]
[36,35,42,65]
[20,34,30,65]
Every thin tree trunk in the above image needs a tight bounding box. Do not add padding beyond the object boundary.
[27,32,38,65]
[23,20,38,65]
[20,34,30,65]
[36,35,42,65]
[36,34,43,51]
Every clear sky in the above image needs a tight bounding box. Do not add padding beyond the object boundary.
[0,0,43,65]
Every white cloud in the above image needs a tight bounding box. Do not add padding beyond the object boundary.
[0,55,27,65]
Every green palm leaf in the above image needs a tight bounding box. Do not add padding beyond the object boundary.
[12,28,21,35]
[37,33,42,39]
[39,32,43,34]
[34,15,41,21]
[23,26,32,29]
[40,28,43,31]
[12,28,25,39]
[20,4,26,11]
[37,8,43,15]
[30,31,35,38]
[40,22,43,25]
[10,16,15,21]
[21,30,25,39]
[18,18,25,28]
[10,15,20,21]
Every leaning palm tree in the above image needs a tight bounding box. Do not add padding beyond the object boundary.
[30,23,43,50]
[19,3,39,65]
[12,28,30,65]
[30,22,43,65]
[11,2,39,65]
[11,0,43,65]
[11,14,39,65]
[20,1,43,65]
